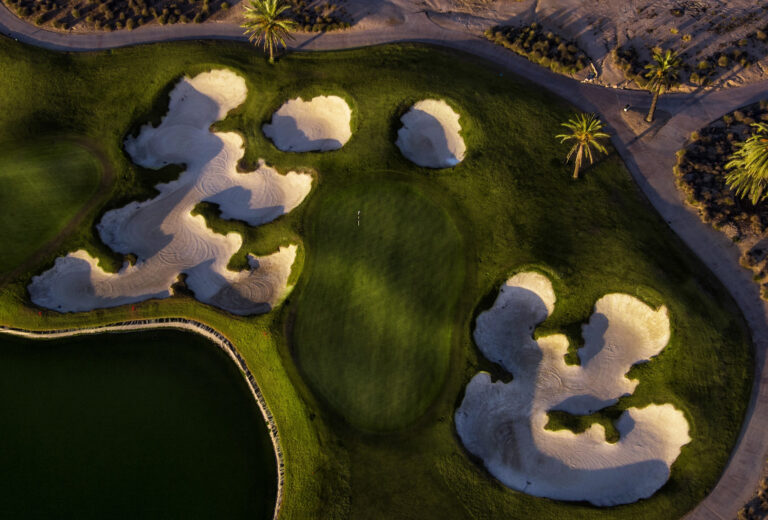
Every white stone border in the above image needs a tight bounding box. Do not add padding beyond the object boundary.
[0,318,284,520]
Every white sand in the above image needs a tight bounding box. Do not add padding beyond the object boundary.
[455,271,690,506]
[263,95,352,152]
[29,69,312,316]
[396,99,466,168]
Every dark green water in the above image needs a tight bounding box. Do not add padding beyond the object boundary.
[0,329,276,519]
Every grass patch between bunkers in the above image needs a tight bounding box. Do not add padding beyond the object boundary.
[292,178,465,432]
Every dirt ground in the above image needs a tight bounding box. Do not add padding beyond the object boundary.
[343,0,768,89]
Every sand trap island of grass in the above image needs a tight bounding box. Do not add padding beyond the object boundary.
[29,69,312,315]
[396,99,465,168]
[455,271,690,506]
[263,95,352,152]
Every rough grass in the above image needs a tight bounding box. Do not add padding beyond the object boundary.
[0,37,753,520]
[0,138,101,273]
[292,179,465,432]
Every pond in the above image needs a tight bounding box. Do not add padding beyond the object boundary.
[0,329,276,519]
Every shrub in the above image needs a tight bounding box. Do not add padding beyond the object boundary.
[486,24,588,75]
[718,55,729,67]
[689,72,701,84]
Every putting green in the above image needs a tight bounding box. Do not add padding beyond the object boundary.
[0,139,101,273]
[293,179,465,432]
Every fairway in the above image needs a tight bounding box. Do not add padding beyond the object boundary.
[0,39,754,519]
[0,139,101,273]
[293,179,465,431]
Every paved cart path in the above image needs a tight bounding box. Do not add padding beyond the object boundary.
[0,4,767,519]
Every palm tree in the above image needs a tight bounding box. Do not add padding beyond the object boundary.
[725,122,768,204]
[241,0,297,63]
[556,113,610,179]
[644,49,682,123]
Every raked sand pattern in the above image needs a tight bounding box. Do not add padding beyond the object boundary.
[396,99,466,168]
[263,95,352,152]
[455,272,690,506]
[29,69,313,316]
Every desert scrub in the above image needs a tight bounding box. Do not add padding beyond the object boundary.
[615,45,649,87]
[738,476,768,520]
[286,0,351,32]
[675,101,768,237]
[617,25,768,88]
[675,100,768,292]
[485,23,588,75]
[2,0,231,31]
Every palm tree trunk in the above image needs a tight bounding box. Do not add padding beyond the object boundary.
[646,87,660,123]
[573,146,583,179]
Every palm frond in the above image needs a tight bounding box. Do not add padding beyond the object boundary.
[726,123,768,204]
[241,0,297,60]
[555,113,610,178]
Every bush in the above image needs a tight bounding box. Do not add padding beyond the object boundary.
[718,55,729,68]
[689,72,701,84]
[486,23,588,75]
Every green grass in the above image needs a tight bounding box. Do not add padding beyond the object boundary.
[293,179,465,431]
[0,138,101,273]
[0,38,753,520]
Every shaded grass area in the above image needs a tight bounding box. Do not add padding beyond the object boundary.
[0,329,276,519]
[0,37,753,519]
[0,138,101,273]
[546,408,622,444]
[292,179,465,432]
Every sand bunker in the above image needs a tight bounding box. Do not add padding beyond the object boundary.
[455,272,690,506]
[263,96,352,152]
[396,99,465,168]
[29,70,312,316]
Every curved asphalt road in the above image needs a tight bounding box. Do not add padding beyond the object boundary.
[1,5,767,519]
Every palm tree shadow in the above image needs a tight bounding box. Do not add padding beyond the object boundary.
[621,107,674,142]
